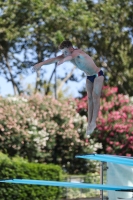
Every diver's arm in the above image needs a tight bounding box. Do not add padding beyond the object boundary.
[33,55,64,71]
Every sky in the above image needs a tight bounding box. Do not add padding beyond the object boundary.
[0,61,86,98]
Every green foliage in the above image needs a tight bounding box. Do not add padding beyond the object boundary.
[0,95,96,174]
[89,0,133,95]
[0,152,62,200]
[63,173,100,199]
[0,0,94,95]
[84,172,100,184]
[1,0,133,96]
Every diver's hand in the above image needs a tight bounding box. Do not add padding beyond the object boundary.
[32,63,42,72]
[57,59,64,66]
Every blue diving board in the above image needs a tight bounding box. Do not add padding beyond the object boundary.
[0,179,133,191]
[75,154,133,166]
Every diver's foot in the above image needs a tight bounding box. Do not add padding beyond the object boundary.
[86,123,90,137]
[86,122,96,136]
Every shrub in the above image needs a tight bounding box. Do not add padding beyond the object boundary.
[0,95,95,174]
[76,86,133,156]
[0,152,62,200]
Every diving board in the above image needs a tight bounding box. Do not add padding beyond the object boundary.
[75,154,133,166]
[0,179,133,191]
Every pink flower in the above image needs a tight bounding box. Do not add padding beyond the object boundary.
[115,142,120,146]
[109,141,113,145]
[126,154,131,157]
[110,132,114,136]
[106,138,110,142]
[106,146,112,152]
[69,124,74,129]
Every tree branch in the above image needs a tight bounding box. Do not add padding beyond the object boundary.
[45,64,56,95]
[2,53,20,95]
[57,65,76,95]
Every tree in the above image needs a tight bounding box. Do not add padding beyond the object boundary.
[87,0,133,95]
[0,0,133,97]
[0,0,94,96]
[0,0,41,95]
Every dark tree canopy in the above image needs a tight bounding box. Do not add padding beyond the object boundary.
[0,0,133,96]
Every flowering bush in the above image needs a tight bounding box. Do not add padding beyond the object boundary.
[0,94,95,174]
[76,86,133,156]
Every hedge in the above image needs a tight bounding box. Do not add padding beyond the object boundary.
[0,152,63,200]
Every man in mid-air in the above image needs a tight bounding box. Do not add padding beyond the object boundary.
[33,40,104,136]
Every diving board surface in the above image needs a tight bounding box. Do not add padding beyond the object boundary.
[0,179,133,191]
[75,154,133,166]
